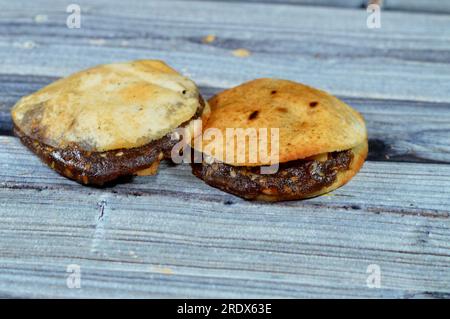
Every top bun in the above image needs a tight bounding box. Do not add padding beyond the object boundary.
[201,78,367,166]
[11,60,203,152]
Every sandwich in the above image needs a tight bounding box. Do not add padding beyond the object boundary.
[11,60,209,185]
[191,78,368,201]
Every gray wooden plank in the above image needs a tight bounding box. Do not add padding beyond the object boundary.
[385,0,450,14]
[186,0,366,8]
[2,188,449,298]
[191,0,450,14]
[2,74,450,164]
[1,135,450,217]
[0,136,449,298]
[0,0,449,102]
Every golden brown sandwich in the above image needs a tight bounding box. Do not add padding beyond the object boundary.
[191,78,368,201]
[11,60,210,185]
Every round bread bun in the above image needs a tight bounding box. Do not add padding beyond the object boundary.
[191,78,368,201]
[12,60,205,152]
[200,78,367,166]
[11,60,209,185]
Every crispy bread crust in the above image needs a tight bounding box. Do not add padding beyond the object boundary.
[11,60,202,152]
[202,78,367,166]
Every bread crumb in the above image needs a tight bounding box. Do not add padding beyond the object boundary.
[202,34,216,43]
[89,38,106,46]
[232,48,251,58]
[153,266,173,275]
[14,41,36,49]
[34,14,48,23]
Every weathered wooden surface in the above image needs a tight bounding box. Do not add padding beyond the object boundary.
[2,136,450,216]
[1,0,450,102]
[190,0,366,8]
[1,136,450,298]
[191,0,450,14]
[0,0,450,298]
[385,0,450,14]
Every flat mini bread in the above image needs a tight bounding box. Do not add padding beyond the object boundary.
[12,60,205,152]
[192,78,368,201]
[12,60,210,185]
[201,78,366,166]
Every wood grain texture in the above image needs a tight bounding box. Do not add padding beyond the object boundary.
[0,0,450,102]
[188,0,450,13]
[2,74,450,164]
[384,0,450,14]
[186,0,366,8]
[1,136,450,217]
[0,136,450,298]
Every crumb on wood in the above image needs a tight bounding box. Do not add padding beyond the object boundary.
[232,48,251,58]
[202,34,216,43]
[14,41,36,49]
[153,266,174,275]
[34,14,48,23]
[89,38,106,46]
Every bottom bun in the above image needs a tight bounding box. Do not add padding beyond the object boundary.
[192,140,368,202]
[255,141,368,201]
